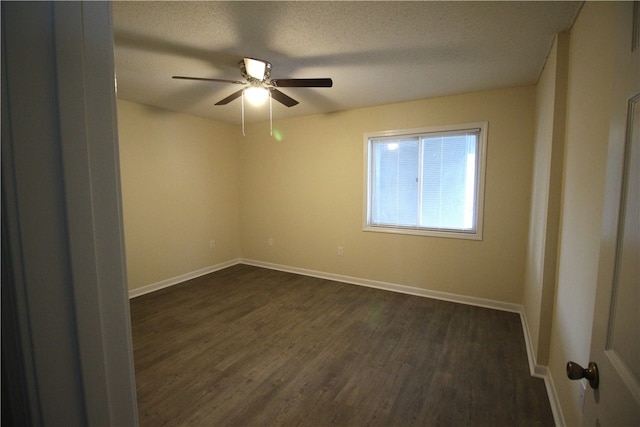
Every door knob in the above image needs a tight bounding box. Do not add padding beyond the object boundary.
[566,361,599,389]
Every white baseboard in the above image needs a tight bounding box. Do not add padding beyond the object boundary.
[544,366,566,427]
[128,258,242,298]
[519,309,540,377]
[519,309,564,427]
[130,257,521,311]
[241,258,522,313]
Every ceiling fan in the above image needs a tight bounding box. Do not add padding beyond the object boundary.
[172,57,333,108]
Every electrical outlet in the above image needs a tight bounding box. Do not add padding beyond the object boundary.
[268,238,274,247]
[209,240,216,249]
[337,246,344,256]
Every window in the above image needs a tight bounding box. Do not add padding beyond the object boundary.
[364,123,487,240]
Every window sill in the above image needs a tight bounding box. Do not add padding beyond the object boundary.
[363,224,483,241]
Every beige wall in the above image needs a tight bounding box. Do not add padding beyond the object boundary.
[523,32,569,366]
[119,87,535,303]
[546,2,617,425]
[240,86,535,303]
[117,100,241,289]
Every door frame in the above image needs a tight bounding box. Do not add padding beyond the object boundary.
[1,2,138,425]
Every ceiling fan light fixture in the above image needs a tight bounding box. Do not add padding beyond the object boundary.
[243,57,269,80]
[244,86,270,106]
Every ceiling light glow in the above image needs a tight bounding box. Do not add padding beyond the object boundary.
[244,87,269,106]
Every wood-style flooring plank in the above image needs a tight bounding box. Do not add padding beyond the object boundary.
[130,264,554,426]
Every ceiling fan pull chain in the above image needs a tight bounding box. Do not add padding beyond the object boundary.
[269,93,273,137]
[241,90,246,136]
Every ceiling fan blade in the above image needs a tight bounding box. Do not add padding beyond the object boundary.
[270,78,333,88]
[172,76,246,85]
[215,89,244,105]
[270,89,299,107]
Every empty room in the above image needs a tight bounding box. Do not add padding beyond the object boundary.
[2,1,638,426]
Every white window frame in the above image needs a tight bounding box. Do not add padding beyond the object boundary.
[363,122,488,240]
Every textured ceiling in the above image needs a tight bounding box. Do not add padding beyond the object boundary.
[113,1,581,124]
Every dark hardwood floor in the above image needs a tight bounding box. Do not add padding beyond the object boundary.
[130,264,554,426]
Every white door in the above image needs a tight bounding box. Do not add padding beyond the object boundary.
[578,2,640,426]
